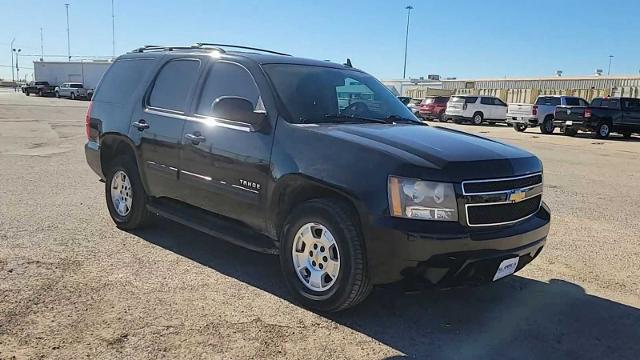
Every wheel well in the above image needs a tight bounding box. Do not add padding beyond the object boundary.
[544,114,554,121]
[473,111,483,118]
[100,135,136,175]
[274,180,360,238]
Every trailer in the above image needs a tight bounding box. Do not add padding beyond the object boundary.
[33,60,112,90]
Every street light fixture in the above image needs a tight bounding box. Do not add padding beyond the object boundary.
[403,5,414,79]
[13,48,22,85]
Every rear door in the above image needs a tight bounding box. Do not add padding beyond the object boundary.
[179,60,274,230]
[129,56,204,199]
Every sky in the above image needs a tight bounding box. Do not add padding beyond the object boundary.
[2,0,640,81]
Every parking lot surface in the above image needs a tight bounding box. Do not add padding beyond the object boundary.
[1,89,639,359]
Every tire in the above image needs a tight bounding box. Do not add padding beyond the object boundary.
[622,131,632,139]
[70,92,76,100]
[472,112,484,125]
[540,115,555,134]
[438,111,446,122]
[595,122,611,139]
[55,91,60,98]
[280,199,371,312]
[564,127,578,137]
[105,156,153,230]
[513,123,528,132]
[25,91,30,96]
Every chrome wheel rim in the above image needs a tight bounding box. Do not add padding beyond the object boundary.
[111,170,133,217]
[474,115,482,124]
[291,223,340,292]
[600,124,609,137]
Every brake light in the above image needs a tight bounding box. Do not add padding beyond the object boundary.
[85,101,93,138]
[532,105,538,116]
[584,108,592,118]
[463,103,467,110]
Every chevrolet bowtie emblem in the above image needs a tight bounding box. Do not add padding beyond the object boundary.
[508,190,526,203]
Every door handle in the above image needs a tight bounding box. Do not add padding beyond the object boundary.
[185,132,206,144]
[132,120,150,131]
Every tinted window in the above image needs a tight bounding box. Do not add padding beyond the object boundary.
[149,59,200,112]
[196,62,260,116]
[480,97,493,105]
[535,97,562,106]
[600,99,620,109]
[435,97,449,104]
[70,84,83,89]
[94,58,154,104]
[579,99,589,106]
[465,97,478,104]
[622,98,640,109]
[564,98,580,106]
[591,98,602,106]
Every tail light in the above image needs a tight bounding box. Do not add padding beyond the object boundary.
[85,101,93,139]
[532,105,538,116]
[463,103,468,110]
[584,108,592,118]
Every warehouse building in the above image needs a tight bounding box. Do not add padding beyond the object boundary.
[398,75,640,103]
[33,60,112,89]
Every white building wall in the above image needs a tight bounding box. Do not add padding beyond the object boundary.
[33,61,112,89]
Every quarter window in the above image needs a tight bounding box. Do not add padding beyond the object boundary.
[149,59,200,112]
[196,62,260,117]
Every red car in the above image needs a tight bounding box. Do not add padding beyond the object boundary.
[419,96,450,121]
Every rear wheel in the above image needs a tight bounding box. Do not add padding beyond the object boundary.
[280,199,371,312]
[55,91,60,98]
[70,92,76,100]
[595,122,611,139]
[564,127,578,136]
[105,156,153,230]
[472,112,484,125]
[622,131,632,139]
[513,123,528,132]
[438,111,446,122]
[540,115,555,134]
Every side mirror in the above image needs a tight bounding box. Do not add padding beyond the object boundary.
[211,96,266,130]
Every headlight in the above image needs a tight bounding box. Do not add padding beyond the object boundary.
[388,176,458,221]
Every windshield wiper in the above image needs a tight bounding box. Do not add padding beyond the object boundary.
[323,114,389,124]
[384,114,427,125]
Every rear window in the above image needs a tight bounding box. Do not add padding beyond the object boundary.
[591,98,602,107]
[535,97,562,106]
[422,98,435,105]
[434,97,449,104]
[93,58,154,104]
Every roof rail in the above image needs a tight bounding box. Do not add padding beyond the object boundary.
[130,45,205,53]
[194,43,290,56]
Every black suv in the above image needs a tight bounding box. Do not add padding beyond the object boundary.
[85,44,550,312]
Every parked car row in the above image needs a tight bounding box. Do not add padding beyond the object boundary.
[408,94,640,139]
[21,81,93,100]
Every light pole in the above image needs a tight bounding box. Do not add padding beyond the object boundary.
[10,38,15,87]
[40,28,44,61]
[403,5,413,79]
[65,3,71,61]
[112,0,116,58]
[14,48,21,85]
[607,55,614,75]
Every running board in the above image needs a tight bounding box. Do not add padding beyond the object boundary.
[147,198,278,255]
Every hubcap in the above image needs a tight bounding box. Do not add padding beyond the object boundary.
[600,124,609,136]
[474,115,482,124]
[291,223,340,292]
[110,170,133,217]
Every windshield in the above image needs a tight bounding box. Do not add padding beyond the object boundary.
[263,64,419,124]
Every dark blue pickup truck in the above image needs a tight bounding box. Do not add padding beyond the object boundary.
[554,97,640,138]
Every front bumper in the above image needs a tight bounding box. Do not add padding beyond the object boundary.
[364,202,550,285]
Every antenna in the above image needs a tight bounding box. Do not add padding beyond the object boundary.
[344,58,352,67]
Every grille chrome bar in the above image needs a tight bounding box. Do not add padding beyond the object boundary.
[462,172,543,195]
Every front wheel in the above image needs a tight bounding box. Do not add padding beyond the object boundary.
[70,92,76,100]
[280,199,371,312]
[513,123,528,132]
[55,91,60,98]
[105,156,153,230]
[24,91,30,96]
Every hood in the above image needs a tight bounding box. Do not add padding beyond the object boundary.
[311,124,542,181]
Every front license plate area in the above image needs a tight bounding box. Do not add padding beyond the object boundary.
[493,257,519,281]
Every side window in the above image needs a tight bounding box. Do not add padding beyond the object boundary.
[591,98,602,107]
[465,97,478,104]
[148,59,200,112]
[94,58,154,104]
[480,97,493,105]
[494,98,506,106]
[564,98,580,106]
[196,62,260,117]
[579,99,589,107]
[623,98,640,110]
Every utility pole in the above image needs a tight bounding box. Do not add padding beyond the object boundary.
[10,38,15,87]
[40,28,44,61]
[607,55,614,75]
[403,5,413,79]
[65,3,71,61]
[111,0,116,57]
[15,49,21,85]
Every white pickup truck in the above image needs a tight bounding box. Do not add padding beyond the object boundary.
[506,95,589,134]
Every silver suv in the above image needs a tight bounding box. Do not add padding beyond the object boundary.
[55,82,92,100]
